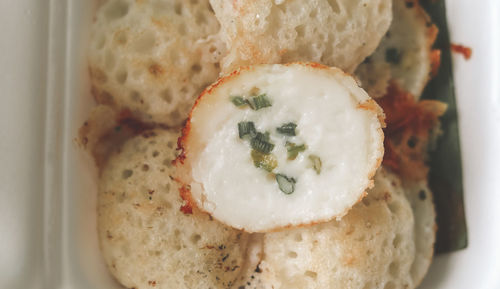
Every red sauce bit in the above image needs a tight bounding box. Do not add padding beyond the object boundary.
[450,43,472,60]
[179,185,194,215]
[376,82,447,181]
[430,49,442,77]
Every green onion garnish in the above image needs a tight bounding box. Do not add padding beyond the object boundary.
[251,132,274,154]
[286,142,306,160]
[231,96,247,107]
[276,122,297,136]
[276,174,296,195]
[238,121,256,139]
[247,94,272,110]
[251,150,277,172]
[309,155,322,174]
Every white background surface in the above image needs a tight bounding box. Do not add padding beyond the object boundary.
[0,0,499,288]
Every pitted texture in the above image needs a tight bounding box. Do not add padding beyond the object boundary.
[236,168,427,289]
[210,0,392,74]
[98,129,248,289]
[402,179,436,287]
[355,0,438,99]
[89,0,226,127]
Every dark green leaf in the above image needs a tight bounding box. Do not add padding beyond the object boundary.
[248,94,272,110]
[238,121,256,139]
[251,132,274,154]
[276,122,297,136]
[420,0,467,254]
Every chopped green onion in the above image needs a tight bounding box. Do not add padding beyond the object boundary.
[286,142,307,160]
[247,94,272,110]
[251,132,274,154]
[238,121,256,139]
[385,48,401,64]
[231,96,247,107]
[251,150,277,172]
[276,174,296,194]
[276,122,297,136]
[309,155,322,174]
[262,131,271,142]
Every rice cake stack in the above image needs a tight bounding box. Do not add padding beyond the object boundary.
[87,0,440,288]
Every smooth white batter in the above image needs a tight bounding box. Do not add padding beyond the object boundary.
[183,64,383,232]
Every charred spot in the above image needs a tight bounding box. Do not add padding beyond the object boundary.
[385,48,401,64]
[116,109,154,134]
[405,0,414,8]
[407,136,418,148]
[148,63,164,77]
[141,131,158,138]
[255,263,262,273]
[419,190,427,200]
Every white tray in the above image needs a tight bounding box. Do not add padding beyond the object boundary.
[1,0,499,288]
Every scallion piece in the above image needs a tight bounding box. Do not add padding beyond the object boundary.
[238,121,256,139]
[251,132,274,154]
[231,96,247,107]
[276,122,297,136]
[309,155,322,174]
[286,142,306,160]
[276,174,296,195]
[251,150,277,172]
[248,94,272,110]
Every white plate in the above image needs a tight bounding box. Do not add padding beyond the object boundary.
[0,0,499,288]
